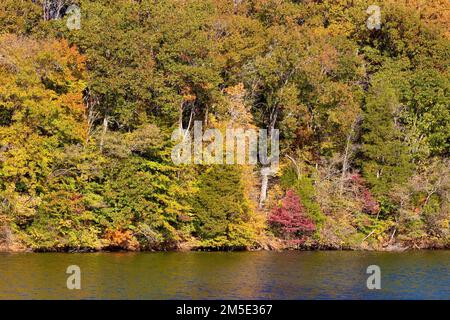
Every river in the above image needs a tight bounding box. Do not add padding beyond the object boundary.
[0,251,448,299]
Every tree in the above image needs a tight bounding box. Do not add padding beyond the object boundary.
[0,34,89,249]
[361,77,414,196]
[269,189,315,244]
[0,0,448,251]
[0,0,41,35]
[192,165,258,249]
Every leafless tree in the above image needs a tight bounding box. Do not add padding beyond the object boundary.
[41,0,69,21]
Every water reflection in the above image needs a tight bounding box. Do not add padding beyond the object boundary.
[0,251,448,299]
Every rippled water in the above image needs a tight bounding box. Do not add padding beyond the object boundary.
[0,251,448,299]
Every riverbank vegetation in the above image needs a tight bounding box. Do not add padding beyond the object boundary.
[0,0,448,252]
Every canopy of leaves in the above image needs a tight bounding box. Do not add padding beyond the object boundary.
[0,0,448,251]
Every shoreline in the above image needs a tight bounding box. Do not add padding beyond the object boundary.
[2,232,448,253]
[1,244,448,253]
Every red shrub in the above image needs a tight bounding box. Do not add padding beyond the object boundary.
[269,189,315,243]
[351,173,379,214]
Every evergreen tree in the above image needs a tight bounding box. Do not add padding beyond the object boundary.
[192,165,257,248]
[361,78,414,196]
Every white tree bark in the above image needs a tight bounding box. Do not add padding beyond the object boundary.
[99,114,109,152]
[259,167,273,208]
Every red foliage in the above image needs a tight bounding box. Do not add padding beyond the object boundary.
[362,189,379,214]
[350,173,365,184]
[351,173,379,214]
[269,190,315,243]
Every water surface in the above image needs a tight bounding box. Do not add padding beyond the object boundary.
[0,251,448,299]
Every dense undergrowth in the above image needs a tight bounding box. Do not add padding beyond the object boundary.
[0,0,448,252]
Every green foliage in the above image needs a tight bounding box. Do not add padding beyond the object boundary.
[0,34,86,230]
[99,156,187,249]
[280,167,325,228]
[361,77,414,195]
[0,0,42,35]
[192,165,258,249]
[0,0,448,251]
[26,190,101,251]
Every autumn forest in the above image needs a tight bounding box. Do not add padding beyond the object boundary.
[0,0,448,252]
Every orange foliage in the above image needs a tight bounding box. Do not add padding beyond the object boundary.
[104,229,140,251]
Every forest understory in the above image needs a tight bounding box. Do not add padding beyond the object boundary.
[0,0,449,253]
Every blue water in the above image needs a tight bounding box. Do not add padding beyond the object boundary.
[0,251,448,299]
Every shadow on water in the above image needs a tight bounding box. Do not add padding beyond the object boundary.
[0,251,448,299]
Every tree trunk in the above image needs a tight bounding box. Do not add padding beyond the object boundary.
[233,0,241,15]
[179,101,184,137]
[183,105,195,142]
[259,167,271,208]
[99,114,109,152]
[339,130,352,195]
[339,117,359,195]
[286,155,301,178]
[259,108,278,208]
[84,94,99,147]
